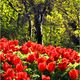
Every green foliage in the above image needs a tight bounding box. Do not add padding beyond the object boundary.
[1,0,79,51]
[34,0,45,3]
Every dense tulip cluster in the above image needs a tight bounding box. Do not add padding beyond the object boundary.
[0,38,80,80]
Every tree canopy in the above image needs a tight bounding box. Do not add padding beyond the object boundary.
[0,0,80,50]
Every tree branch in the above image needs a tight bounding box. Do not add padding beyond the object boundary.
[7,0,18,12]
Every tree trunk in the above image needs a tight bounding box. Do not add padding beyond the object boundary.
[28,16,32,40]
[34,14,42,44]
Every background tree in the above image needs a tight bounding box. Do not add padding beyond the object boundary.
[0,0,80,51]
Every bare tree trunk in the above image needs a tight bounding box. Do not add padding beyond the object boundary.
[28,16,32,40]
[34,14,42,44]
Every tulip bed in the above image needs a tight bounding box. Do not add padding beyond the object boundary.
[0,38,80,80]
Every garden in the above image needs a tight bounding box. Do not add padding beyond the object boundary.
[0,0,80,80]
[0,38,80,80]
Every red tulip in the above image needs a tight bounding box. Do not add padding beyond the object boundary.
[12,56,21,65]
[46,62,55,72]
[13,40,19,46]
[0,53,5,61]
[69,69,78,80]
[27,54,35,63]
[21,46,29,54]
[16,72,28,79]
[37,57,46,64]
[2,62,11,71]
[4,77,12,80]
[58,58,68,71]
[42,75,50,80]
[16,62,24,72]
[6,68,15,78]
[38,62,46,72]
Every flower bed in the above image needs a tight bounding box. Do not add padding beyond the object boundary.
[0,38,80,80]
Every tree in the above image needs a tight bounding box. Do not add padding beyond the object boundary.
[1,0,80,50]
